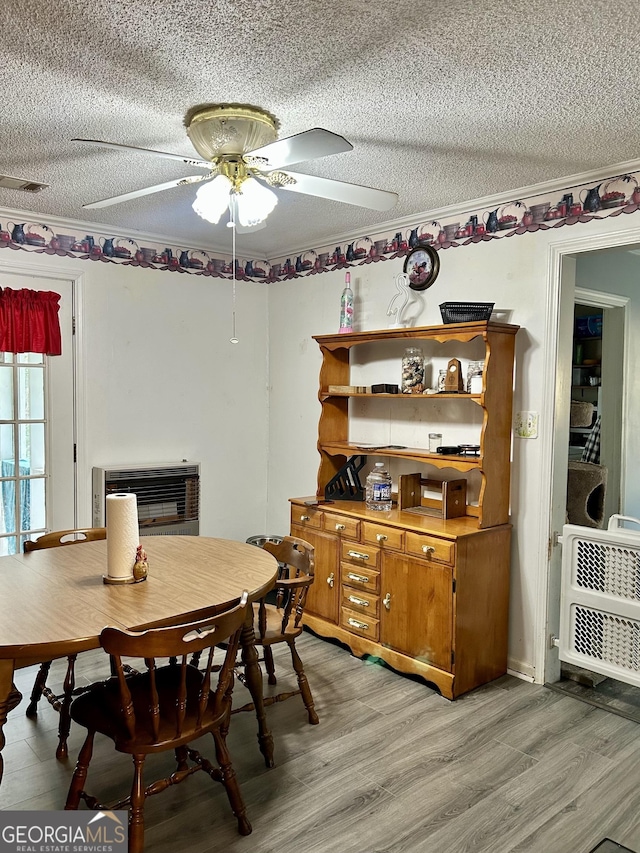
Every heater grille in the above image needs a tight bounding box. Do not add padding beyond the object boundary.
[93,463,200,536]
[559,518,640,688]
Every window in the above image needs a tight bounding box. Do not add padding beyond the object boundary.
[0,351,47,555]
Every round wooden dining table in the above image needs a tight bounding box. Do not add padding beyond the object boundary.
[0,535,279,785]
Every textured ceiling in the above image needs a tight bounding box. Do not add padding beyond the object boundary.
[2,0,640,257]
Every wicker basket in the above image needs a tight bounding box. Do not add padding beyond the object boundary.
[439,302,494,324]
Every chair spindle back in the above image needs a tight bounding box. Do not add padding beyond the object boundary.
[262,537,315,635]
[100,594,249,744]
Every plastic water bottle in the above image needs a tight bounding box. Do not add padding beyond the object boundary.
[365,462,392,511]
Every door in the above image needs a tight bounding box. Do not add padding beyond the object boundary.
[0,273,75,554]
[380,552,453,671]
[291,525,340,623]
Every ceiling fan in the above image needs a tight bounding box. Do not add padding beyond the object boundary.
[73,103,399,233]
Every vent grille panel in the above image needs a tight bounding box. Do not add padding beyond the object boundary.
[573,604,640,672]
[576,539,640,601]
[0,175,48,192]
[93,463,200,534]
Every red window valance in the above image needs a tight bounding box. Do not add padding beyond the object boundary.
[0,287,62,355]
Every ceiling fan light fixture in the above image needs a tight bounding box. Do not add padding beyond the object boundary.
[235,177,278,227]
[192,174,233,223]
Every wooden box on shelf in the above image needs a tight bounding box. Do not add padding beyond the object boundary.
[398,473,467,519]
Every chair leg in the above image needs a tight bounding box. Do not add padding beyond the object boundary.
[263,646,277,685]
[129,755,146,853]
[287,639,319,725]
[211,730,252,836]
[174,746,189,772]
[56,655,77,761]
[26,661,52,718]
[65,731,95,810]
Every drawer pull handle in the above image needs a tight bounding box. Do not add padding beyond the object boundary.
[347,550,369,561]
[336,523,346,531]
[383,593,391,610]
[347,572,370,584]
[422,545,436,554]
[300,515,310,522]
[348,617,369,630]
[376,534,388,542]
[327,572,335,588]
[348,595,369,607]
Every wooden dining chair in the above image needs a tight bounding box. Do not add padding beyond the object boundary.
[235,535,319,725]
[23,527,107,759]
[65,593,253,853]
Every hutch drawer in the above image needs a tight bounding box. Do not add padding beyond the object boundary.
[362,522,404,551]
[328,514,361,538]
[341,541,379,567]
[341,562,380,593]
[341,607,380,641]
[405,532,455,565]
[341,585,379,617]
[291,506,323,530]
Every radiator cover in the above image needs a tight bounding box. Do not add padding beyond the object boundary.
[559,516,640,686]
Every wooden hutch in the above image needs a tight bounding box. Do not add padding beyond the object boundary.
[290,321,519,699]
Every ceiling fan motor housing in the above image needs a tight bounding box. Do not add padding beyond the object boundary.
[186,104,279,161]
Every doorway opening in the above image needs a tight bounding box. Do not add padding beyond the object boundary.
[566,294,624,529]
[544,241,637,712]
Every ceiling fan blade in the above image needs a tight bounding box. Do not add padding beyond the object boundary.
[72,138,211,169]
[234,220,267,235]
[277,171,398,211]
[82,174,211,209]
[246,128,353,169]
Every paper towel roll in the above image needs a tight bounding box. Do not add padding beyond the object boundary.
[106,493,140,580]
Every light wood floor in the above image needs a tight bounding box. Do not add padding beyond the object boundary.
[3,631,640,853]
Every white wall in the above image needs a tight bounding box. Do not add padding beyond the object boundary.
[266,214,640,681]
[4,205,639,682]
[576,247,640,516]
[0,251,270,543]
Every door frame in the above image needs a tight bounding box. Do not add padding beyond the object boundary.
[537,227,639,684]
[0,255,87,527]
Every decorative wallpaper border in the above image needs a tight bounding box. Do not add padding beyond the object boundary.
[1,172,639,281]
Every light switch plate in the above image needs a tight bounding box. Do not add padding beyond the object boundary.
[515,411,538,439]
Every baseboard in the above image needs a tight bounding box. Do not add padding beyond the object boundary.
[507,658,535,683]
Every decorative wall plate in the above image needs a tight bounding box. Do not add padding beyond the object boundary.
[403,243,440,291]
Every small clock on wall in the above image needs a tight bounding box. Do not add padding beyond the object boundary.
[403,243,440,291]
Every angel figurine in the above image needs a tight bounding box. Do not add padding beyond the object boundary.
[386,273,412,328]
[133,544,149,582]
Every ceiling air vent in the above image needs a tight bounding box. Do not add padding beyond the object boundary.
[0,174,48,192]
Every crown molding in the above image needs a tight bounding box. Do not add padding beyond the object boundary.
[3,154,640,265]
[0,204,231,256]
[275,156,640,260]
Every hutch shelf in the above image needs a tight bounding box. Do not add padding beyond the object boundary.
[290,321,519,699]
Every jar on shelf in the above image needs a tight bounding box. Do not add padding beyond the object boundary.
[401,347,425,394]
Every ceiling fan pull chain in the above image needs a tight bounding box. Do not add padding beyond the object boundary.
[230,201,239,345]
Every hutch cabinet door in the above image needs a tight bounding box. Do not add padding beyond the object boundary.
[291,525,340,624]
[380,552,453,671]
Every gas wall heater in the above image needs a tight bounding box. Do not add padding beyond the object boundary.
[92,462,200,536]
[559,514,640,687]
